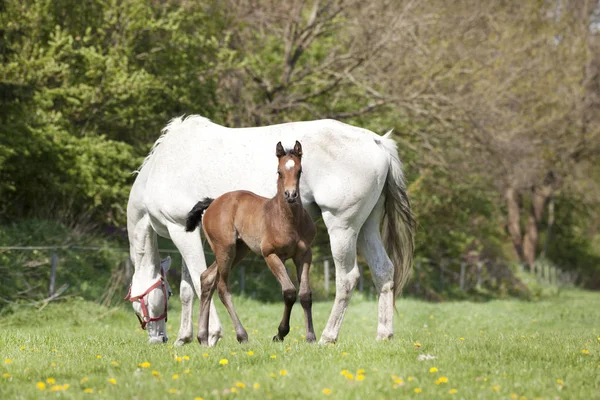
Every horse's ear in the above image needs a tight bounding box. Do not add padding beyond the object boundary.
[276,141,286,158]
[293,140,303,158]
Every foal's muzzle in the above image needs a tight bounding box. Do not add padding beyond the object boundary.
[284,190,298,203]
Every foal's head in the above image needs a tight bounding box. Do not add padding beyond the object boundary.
[275,141,303,204]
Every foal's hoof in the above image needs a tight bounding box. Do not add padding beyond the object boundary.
[305,333,317,343]
[272,335,284,342]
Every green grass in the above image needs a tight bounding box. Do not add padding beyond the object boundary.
[1,290,599,399]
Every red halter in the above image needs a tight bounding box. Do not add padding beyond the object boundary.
[125,267,168,330]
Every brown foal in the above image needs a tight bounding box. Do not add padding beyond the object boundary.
[185,140,316,346]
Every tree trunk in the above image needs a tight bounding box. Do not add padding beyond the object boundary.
[505,186,525,263]
[522,172,555,269]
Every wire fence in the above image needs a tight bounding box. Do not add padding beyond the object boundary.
[0,245,575,307]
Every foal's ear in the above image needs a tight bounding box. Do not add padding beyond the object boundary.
[293,140,303,158]
[275,141,286,158]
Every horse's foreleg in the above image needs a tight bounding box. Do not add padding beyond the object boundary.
[264,253,297,342]
[319,223,360,345]
[294,249,316,343]
[168,225,223,347]
[197,261,219,346]
[358,199,394,341]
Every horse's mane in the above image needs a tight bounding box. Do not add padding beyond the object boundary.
[132,115,211,175]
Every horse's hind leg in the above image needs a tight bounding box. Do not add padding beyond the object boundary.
[264,253,297,342]
[357,196,394,341]
[168,224,223,347]
[294,249,316,343]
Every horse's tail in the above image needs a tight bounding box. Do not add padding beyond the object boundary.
[377,130,416,299]
[185,198,215,232]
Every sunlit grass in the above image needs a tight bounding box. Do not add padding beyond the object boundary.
[1,290,599,399]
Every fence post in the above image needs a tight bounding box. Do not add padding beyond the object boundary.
[324,259,330,294]
[358,265,364,292]
[240,265,246,294]
[49,252,58,296]
[460,262,466,291]
[416,260,421,293]
[476,262,482,289]
[125,257,133,286]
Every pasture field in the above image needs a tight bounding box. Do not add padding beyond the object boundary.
[1,290,599,400]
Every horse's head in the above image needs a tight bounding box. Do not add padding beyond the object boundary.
[275,140,303,204]
[129,256,173,344]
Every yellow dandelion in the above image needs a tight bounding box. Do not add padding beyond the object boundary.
[219,359,228,365]
[20,346,26,351]
[280,370,288,376]
[175,356,182,362]
[413,342,421,348]
[394,378,404,385]
[582,349,590,355]
[253,383,260,389]
[429,367,438,373]
[84,388,94,393]
[52,348,57,352]
[460,337,465,341]
[230,352,237,356]
[172,374,179,380]
[439,376,448,383]
[108,378,117,385]
[286,347,291,352]
[356,375,365,381]
[340,369,348,376]
[231,387,238,393]
[345,372,354,380]
[449,388,458,394]
[152,370,160,377]
[4,359,12,364]
[492,385,501,391]
[37,382,46,390]
[80,377,88,384]
[414,388,422,393]
[434,379,440,385]
[168,388,178,394]
[269,373,276,378]
[183,355,190,361]
[408,376,414,382]
[322,388,332,395]
[357,369,365,374]
[342,351,348,356]
[202,353,208,357]
[139,361,151,368]
[511,394,518,399]
[96,355,102,359]
[3,373,10,378]
[194,398,204,400]
[557,379,564,385]
[47,378,56,384]
[49,385,63,392]
[111,361,119,366]
[63,384,70,390]
[247,351,254,356]
[235,382,245,388]
[184,369,190,374]
[50,362,57,367]
[520,397,527,400]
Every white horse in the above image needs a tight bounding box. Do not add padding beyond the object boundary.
[126,115,414,346]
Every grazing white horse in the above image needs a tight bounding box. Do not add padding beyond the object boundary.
[127,115,414,346]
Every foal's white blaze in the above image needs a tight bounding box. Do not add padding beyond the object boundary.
[285,159,295,170]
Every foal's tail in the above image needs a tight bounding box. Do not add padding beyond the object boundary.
[185,198,215,232]
[377,131,416,299]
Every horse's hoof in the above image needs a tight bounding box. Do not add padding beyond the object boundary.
[318,335,336,345]
[305,333,317,343]
[174,336,192,347]
[376,332,394,341]
[272,335,283,342]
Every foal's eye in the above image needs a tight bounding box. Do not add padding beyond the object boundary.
[277,171,282,177]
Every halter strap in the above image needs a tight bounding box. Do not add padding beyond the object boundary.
[125,267,168,330]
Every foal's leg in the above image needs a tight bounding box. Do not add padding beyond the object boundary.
[197,261,219,346]
[294,249,316,343]
[264,253,297,342]
[215,244,250,344]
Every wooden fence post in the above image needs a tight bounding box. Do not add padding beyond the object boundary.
[49,252,57,296]
[460,262,466,291]
[476,262,483,289]
[324,259,330,293]
[240,265,246,293]
[358,265,364,292]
